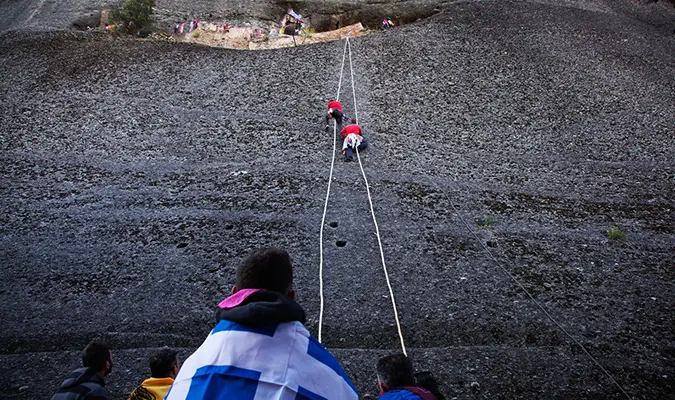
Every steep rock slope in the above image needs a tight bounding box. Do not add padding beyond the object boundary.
[0,0,673,399]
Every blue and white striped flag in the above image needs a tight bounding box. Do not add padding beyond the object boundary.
[166,319,358,400]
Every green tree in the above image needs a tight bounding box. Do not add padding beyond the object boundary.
[112,0,155,36]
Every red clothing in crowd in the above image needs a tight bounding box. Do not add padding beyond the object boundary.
[328,100,343,111]
[340,124,362,140]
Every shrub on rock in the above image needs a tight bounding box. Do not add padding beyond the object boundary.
[111,0,155,36]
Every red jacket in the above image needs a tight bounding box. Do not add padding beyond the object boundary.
[340,124,362,139]
[327,100,343,111]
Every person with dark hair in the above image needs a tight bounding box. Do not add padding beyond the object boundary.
[51,339,113,400]
[128,348,180,400]
[377,354,437,400]
[325,99,346,131]
[166,247,358,399]
[340,119,368,162]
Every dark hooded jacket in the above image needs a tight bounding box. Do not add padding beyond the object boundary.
[51,367,111,400]
[165,289,358,399]
[215,289,306,325]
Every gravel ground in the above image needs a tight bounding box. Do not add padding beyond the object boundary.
[0,0,674,399]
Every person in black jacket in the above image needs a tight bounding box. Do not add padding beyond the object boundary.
[51,339,113,400]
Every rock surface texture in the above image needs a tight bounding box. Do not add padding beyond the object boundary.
[0,0,674,399]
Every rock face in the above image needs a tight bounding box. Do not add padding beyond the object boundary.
[1,0,674,32]
[71,11,102,30]
[0,0,674,400]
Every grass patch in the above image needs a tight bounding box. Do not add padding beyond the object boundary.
[476,214,495,231]
[607,224,626,241]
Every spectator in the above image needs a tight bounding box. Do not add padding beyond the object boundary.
[377,354,437,400]
[128,347,180,400]
[166,247,358,399]
[382,18,395,29]
[415,371,445,400]
[326,99,346,131]
[340,119,368,162]
[51,339,113,400]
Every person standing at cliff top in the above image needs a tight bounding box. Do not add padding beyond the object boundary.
[382,17,395,29]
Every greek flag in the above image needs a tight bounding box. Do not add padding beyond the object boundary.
[166,320,358,400]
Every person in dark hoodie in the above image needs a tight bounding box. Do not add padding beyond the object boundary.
[166,247,358,399]
[51,339,113,400]
[377,354,437,400]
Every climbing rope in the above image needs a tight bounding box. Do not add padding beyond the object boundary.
[318,38,349,343]
[348,36,406,355]
[355,147,407,355]
[317,36,408,354]
[420,174,632,400]
[336,38,348,103]
[347,38,359,124]
[318,32,631,400]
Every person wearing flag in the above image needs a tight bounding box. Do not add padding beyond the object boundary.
[165,247,358,400]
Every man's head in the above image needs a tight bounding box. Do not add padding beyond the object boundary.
[149,348,180,379]
[233,247,294,298]
[82,339,112,378]
[351,119,358,125]
[377,353,415,393]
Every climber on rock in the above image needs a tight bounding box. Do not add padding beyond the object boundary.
[325,99,347,131]
[340,119,368,162]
